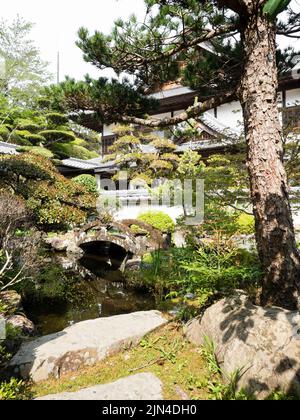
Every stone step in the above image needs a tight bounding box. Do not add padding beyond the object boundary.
[36,373,163,400]
[10,311,167,382]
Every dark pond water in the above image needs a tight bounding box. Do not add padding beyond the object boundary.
[23,253,155,336]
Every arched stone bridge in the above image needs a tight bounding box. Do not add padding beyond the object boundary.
[74,220,166,260]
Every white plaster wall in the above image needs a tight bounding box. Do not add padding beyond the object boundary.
[103,124,116,136]
[286,88,300,107]
[114,204,184,222]
[214,101,243,132]
[293,208,300,228]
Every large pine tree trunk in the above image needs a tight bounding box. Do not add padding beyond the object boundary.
[239,11,300,310]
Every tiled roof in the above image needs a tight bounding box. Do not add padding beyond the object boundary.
[200,113,242,138]
[0,141,19,155]
[60,158,99,170]
[177,140,227,152]
[60,113,241,172]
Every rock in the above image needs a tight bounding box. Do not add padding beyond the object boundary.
[10,311,167,382]
[185,292,300,399]
[0,291,22,314]
[173,229,186,248]
[45,232,81,254]
[45,237,68,252]
[125,258,141,271]
[36,373,163,400]
[7,315,35,336]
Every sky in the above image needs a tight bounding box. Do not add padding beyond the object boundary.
[1,0,147,82]
[1,0,299,83]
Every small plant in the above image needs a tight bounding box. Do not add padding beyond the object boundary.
[0,378,30,400]
[236,213,255,235]
[72,174,98,194]
[201,336,222,376]
[201,336,251,400]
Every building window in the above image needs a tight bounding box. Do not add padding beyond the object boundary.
[102,135,117,156]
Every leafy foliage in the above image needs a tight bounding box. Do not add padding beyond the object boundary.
[0,94,101,160]
[138,211,175,233]
[0,378,29,400]
[0,153,96,229]
[130,244,262,310]
[72,174,98,194]
[44,76,158,126]
[0,16,50,105]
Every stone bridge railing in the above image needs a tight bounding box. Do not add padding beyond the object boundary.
[75,220,165,257]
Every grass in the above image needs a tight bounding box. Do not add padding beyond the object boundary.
[16,321,299,401]
[30,323,210,400]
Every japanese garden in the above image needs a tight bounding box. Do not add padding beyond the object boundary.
[0,0,300,401]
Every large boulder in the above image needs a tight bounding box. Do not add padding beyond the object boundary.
[10,311,167,382]
[0,291,22,314]
[185,293,300,399]
[36,373,163,400]
[7,315,35,336]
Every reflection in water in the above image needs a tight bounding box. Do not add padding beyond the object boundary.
[24,252,155,336]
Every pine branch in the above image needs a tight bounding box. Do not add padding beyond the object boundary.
[121,90,237,128]
[115,23,238,69]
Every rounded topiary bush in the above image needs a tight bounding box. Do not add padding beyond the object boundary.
[50,142,99,160]
[137,211,175,233]
[39,130,76,145]
[72,174,98,194]
[16,121,41,133]
[17,146,54,158]
[45,113,69,126]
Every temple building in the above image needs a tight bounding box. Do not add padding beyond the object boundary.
[56,74,300,223]
[60,73,300,175]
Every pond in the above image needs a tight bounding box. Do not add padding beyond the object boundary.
[22,252,156,336]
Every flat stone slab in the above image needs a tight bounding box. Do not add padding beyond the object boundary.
[10,311,167,382]
[36,373,163,400]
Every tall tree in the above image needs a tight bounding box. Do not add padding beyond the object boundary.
[50,0,300,309]
[0,16,51,105]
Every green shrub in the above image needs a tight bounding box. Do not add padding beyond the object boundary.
[0,153,96,229]
[72,174,98,194]
[72,138,88,147]
[0,126,10,140]
[200,206,239,236]
[45,112,69,126]
[17,146,54,158]
[50,142,99,160]
[19,133,46,145]
[237,214,255,235]
[137,211,175,233]
[133,245,262,310]
[39,130,75,145]
[16,121,41,132]
[0,378,29,400]
[8,133,32,146]
[14,129,32,138]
